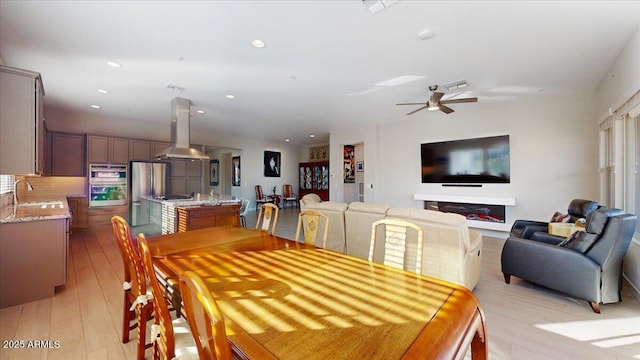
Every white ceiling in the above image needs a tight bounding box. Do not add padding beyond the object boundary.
[1,1,639,145]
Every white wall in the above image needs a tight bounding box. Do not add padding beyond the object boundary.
[595,25,640,298]
[332,91,599,230]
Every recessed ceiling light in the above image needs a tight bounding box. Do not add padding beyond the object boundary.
[309,134,315,138]
[417,29,434,40]
[285,139,290,142]
[251,39,266,48]
[90,104,101,109]
[226,94,235,99]
[106,61,121,68]
[196,110,205,114]
[97,89,109,94]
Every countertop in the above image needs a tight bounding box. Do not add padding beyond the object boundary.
[145,194,241,208]
[0,197,71,224]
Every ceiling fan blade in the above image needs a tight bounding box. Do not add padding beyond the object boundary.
[431,92,445,103]
[396,102,427,106]
[406,105,428,115]
[439,105,454,114]
[441,97,478,104]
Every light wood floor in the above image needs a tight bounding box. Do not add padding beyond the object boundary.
[1,207,638,360]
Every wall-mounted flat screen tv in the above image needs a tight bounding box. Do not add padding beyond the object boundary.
[421,135,510,184]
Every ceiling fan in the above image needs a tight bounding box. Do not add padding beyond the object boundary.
[397,85,478,115]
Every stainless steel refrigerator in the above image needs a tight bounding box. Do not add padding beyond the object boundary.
[129,161,172,226]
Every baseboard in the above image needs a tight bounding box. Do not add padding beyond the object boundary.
[623,273,640,301]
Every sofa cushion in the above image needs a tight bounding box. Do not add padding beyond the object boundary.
[301,193,321,203]
[307,201,348,212]
[347,201,389,214]
[344,202,390,260]
[386,208,467,227]
[302,201,348,253]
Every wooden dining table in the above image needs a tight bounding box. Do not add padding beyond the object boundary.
[147,226,487,360]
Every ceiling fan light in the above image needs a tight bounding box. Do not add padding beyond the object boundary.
[427,104,440,111]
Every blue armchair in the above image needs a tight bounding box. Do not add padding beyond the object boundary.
[501,206,637,313]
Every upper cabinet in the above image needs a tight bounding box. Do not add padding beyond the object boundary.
[87,135,129,164]
[129,139,151,161]
[0,65,45,175]
[51,132,86,176]
[151,141,171,159]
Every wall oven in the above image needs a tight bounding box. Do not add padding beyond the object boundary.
[89,164,127,207]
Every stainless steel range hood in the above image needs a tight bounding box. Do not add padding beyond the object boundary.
[155,97,209,160]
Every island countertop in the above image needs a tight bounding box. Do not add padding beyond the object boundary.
[146,193,241,207]
[0,197,71,224]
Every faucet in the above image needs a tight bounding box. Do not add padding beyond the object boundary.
[13,179,34,205]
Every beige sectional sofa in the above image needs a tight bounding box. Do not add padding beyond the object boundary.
[386,207,483,290]
[299,194,483,290]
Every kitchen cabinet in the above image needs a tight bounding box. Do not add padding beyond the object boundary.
[299,161,329,201]
[176,204,240,232]
[149,200,162,225]
[67,197,88,230]
[51,132,86,176]
[0,218,69,308]
[129,139,151,161]
[0,65,45,175]
[151,141,171,158]
[87,135,129,164]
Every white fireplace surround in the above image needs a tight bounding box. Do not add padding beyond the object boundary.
[414,193,516,232]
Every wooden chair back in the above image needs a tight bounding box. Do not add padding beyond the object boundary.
[138,233,178,359]
[283,184,294,198]
[256,203,279,235]
[369,218,424,273]
[111,215,152,359]
[295,210,329,248]
[179,271,232,360]
[255,185,265,199]
[282,184,298,208]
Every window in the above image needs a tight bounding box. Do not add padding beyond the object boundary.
[601,90,640,236]
[0,175,15,195]
[624,112,639,235]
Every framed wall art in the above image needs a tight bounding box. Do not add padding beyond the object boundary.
[232,156,241,186]
[209,159,219,186]
[343,145,355,183]
[264,151,281,177]
[309,145,329,161]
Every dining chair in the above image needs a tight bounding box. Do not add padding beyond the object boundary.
[239,199,250,227]
[138,234,199,360]
[282,184,298,208]
[256,203,279,235]
[111,216,154,360]
[254,185,272,211]
[179,271,232,360]
[369,218,424,273]
[294,210,329,248]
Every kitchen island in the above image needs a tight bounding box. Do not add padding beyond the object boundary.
[147,194,241,234]
[0,198,71,308]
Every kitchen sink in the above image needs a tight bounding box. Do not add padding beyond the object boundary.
[17,201,65,209]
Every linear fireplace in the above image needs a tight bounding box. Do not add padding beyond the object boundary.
[425,201,506,223]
